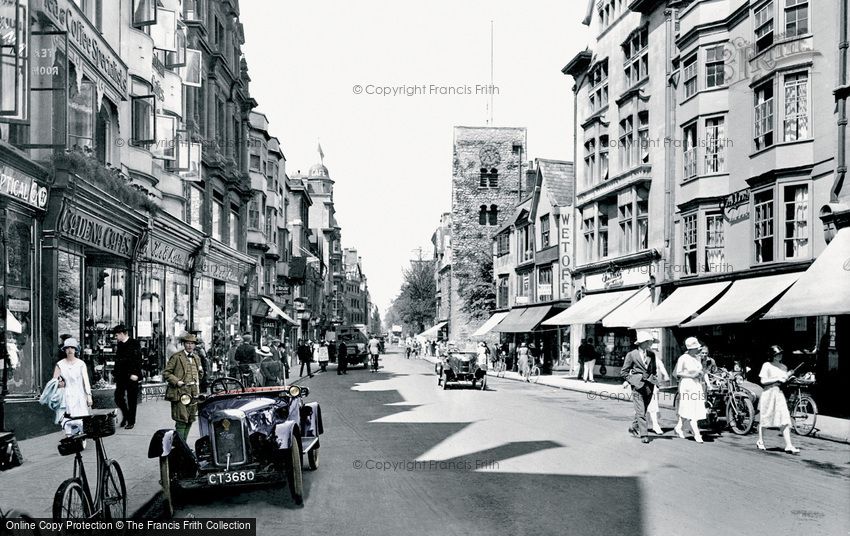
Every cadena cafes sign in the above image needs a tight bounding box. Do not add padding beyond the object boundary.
[60,206,137,257]
[0,165,49,210]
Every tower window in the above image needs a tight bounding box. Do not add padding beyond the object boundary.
[479,168,498,188]
[489,204,498,225]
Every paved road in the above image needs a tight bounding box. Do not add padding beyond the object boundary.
[173,348,850,536]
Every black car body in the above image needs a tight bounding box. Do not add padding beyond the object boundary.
[437,351,487,390]
[147,384,323,514]
[332,325,370,367]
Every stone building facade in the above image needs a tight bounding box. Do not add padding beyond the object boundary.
[449,126,527,342]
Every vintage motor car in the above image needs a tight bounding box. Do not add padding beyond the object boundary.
[436,350,487,390]
[147,379,323,515]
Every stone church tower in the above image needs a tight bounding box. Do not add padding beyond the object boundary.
[449,126,527,342]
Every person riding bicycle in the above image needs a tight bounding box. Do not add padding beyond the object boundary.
[368,336,381,372]
[234,334,259,386]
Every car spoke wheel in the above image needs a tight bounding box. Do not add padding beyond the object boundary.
[102,460,127,520]
[210,377,245,394]
[285,442,304,505]
[307,448,319,471]
[791,395,818,436]
[52,479,91,521]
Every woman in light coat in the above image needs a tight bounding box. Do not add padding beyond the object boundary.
[674,337,707,443]
[52,338,92,436]
[756,345,799,454]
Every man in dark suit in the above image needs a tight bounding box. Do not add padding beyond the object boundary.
[113,324,143,429]
[336,341,348,375]
[620,331,659,444]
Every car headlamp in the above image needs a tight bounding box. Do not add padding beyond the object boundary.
[180,394,192,405]
[288,385,302,397]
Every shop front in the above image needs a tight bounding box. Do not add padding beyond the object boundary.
[0,147,50,436]
[544,261,655,377]
[251,296,298,345]
[194,242,254,373]
[493,303,565,374]
[136,214,204,378]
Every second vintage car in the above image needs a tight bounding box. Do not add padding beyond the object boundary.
[436,350,487,390]
[148,379,323,515]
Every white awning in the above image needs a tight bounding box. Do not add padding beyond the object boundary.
[261,297,298,325]
[602,287,653,327]
[471,312,509,337]
[763,228,850,318]
[417,322,447,339]
[631,281,731,328]
[542,289,638,326]
[682,273,800,327]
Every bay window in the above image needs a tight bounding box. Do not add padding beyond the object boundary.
[705,117,725,173]
[248,195,261,229]
[583,214,596,263]
[68,77,95,151]
[754,189,775,263]
[705,212,725,272]
[584,138,596,186]
[754,81,774,150]
[683,53,697,98]
[754,2,774,54]
[132,0,157,28]
[636,194,648,250]
[619,116,634,170]
[598,210,610,259]
[683,214,698,275]
[683,123,697,179]
[784,0,808,37]
[705,45,726,88]
[131,92,156,146]
[589,60,608,113]
[0,0,28,121]
[783,184,809,259]
[783,72,809,142]
[638,112,650,164]
[599,135,609,181]
[618,202,633,254]
[623,27,648,87]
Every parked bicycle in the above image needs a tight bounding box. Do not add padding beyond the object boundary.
[522,356,541,384]
[784,375,818,436]
[492,354,506,378]
[53,411,126,521]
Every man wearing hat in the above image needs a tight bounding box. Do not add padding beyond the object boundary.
[113,324,142,429]
[163,333,204,441]
[620,330,660,443]
[259,345,282,386]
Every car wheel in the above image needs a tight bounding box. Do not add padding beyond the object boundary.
[307,448,319,471]
[442,377,450,390]
[284,442,304,505]
[479,376,487,391]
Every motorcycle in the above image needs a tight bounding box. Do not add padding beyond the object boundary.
[702,368,756,435]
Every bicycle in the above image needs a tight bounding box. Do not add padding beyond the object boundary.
[370,353,379,373]
[491,356,506,378]
[784,377,818,436]
[522,357,541,384]
[53,411,126,521]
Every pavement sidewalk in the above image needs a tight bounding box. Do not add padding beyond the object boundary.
[420,353,850,444]
[0,398,173,518]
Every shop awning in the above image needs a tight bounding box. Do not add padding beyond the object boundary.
[682,273,800,327]
[602,287,653,327]
[261,297,298,325]
[494,305,554,333]
[763,228,850,318]
[542,289,638,326]
[471,312,509,337]
[417,322,447,339]
[631,281,731,328]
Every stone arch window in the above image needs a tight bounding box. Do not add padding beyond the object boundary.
[489,204,498,225]
[479,168,499,188]
[479,205,488,225]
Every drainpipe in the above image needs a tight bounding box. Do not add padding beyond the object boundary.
[833,0,849,203]
[663,7,678,284]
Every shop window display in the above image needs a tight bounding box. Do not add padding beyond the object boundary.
[3,215,35,395]
[137,263,164,376]
[57,252,83,346]
[84,266,127,383]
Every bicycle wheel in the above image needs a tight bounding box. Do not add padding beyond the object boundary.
[530,366,541,384]
[102,459,127,520]
[210,377,245,394]
[52,479,92,521]
[791,395,818,436]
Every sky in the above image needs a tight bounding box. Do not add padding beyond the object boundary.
[239,0,591,316]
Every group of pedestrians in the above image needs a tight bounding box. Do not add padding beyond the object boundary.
[622,331,800,453]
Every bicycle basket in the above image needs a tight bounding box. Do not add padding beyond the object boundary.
[82,411,116,438]
[57,436,85,456]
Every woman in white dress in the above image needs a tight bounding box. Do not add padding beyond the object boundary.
[757,345,799,454]
[52,338,92,436]
[673,337,707,443]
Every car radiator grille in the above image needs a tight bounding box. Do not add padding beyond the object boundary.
[213,418,246,465]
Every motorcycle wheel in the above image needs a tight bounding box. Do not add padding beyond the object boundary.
[726,394,755,435]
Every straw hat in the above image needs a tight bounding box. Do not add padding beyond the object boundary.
[257,345,273,358]
[62,338,79,349]
[634,331,655,345]
[180,332,198,343]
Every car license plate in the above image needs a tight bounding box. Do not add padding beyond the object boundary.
[207,470,255,485]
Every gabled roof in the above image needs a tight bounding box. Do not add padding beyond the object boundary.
[494,197,533,235]
[537,159,575,207]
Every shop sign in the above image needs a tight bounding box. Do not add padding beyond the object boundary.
[0,165,49,210]
[7,298,29,312]
[198,259,248,285]
[585,263,651,292]
[537,283,552,296]
[602,267,623,290]
[560,212,572,298]
[515,296,529,305]
[59,206,136,257]
[36,0,129,98]
[721,188,750,222]
[146,237,192,271]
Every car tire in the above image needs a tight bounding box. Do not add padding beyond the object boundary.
[442,377,450,390]
[307,448,319,471]
[284,442,304,505]
[479,376,487,391]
